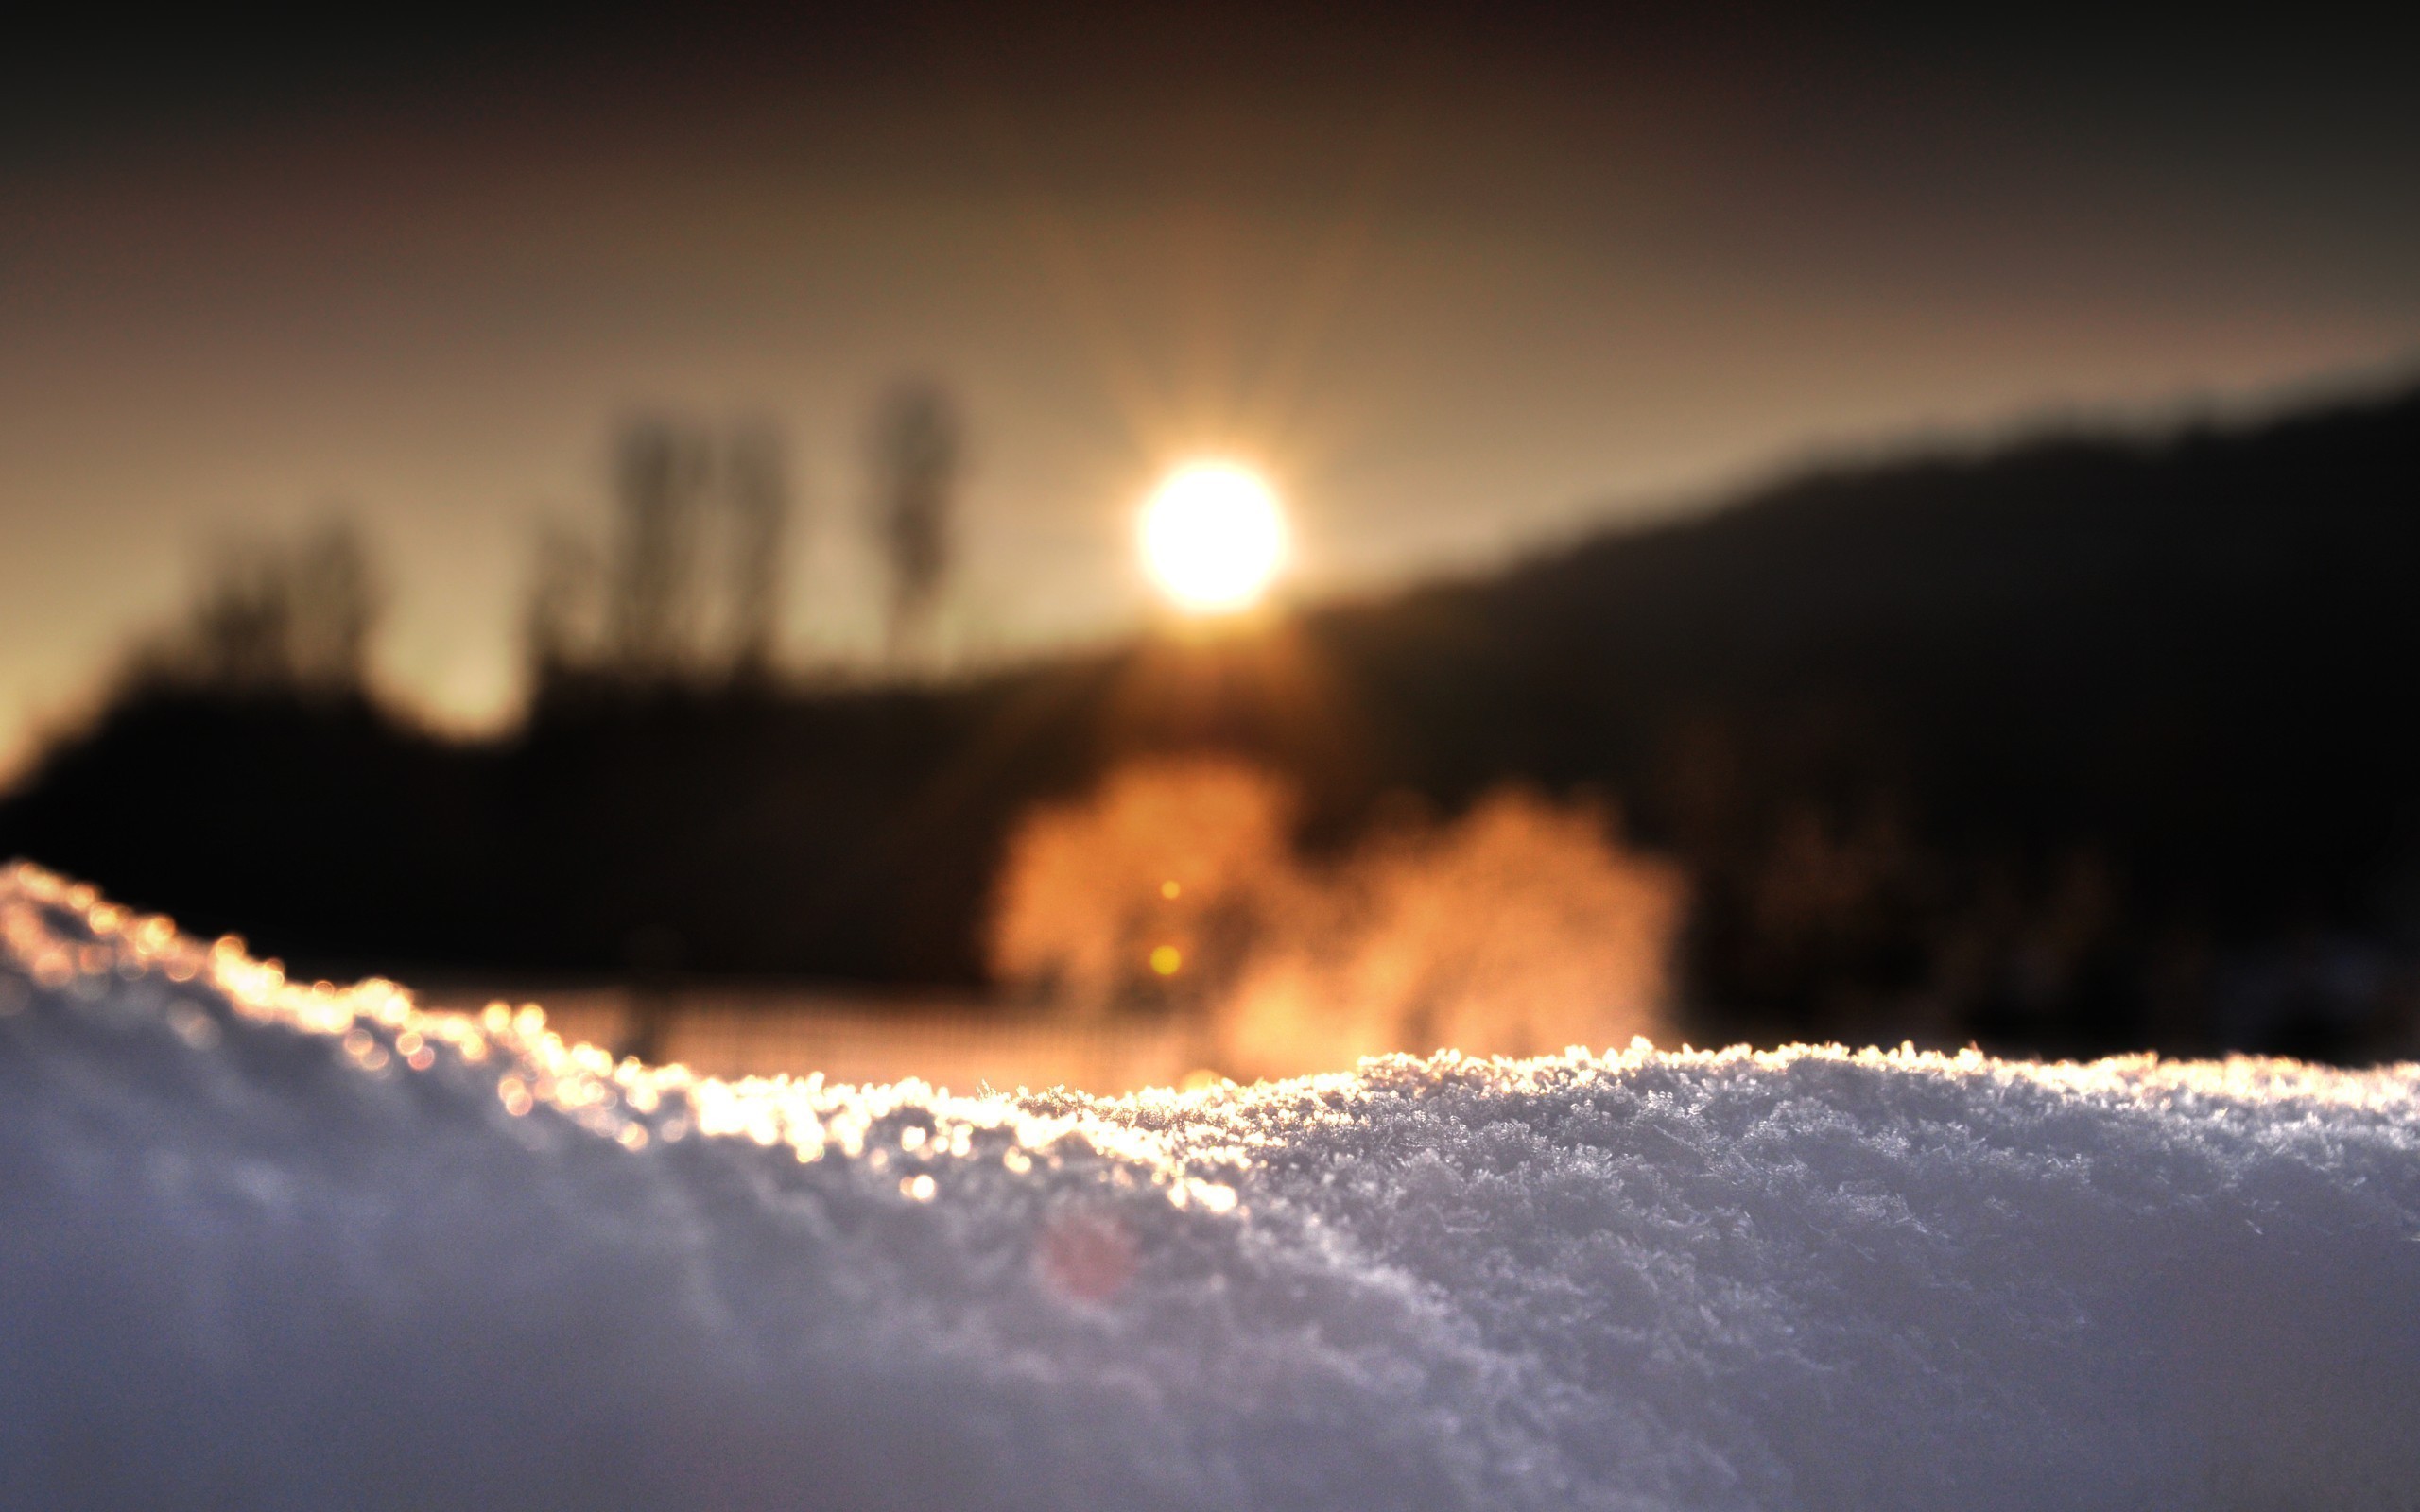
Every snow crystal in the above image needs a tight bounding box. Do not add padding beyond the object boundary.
[2,863,2416,1510]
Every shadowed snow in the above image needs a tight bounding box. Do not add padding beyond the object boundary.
[2,864,2416,1510]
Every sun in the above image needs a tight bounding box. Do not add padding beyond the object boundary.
[1139,462,1288,613]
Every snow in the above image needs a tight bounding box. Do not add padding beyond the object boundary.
[3,862,2418,1510]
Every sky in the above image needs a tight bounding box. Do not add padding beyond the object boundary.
[4,2,2415,765]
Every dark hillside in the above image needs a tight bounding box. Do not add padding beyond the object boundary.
[1288,392,2420,1054]
[7,387,2416,1058]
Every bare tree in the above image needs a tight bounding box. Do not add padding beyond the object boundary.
[144,517,382,696]
[179,542,293,690]
[528,414,796,696]
[868,381,963,668]
[282,521,378,688]
[607,418,712,682]
[723,421,789,681]
[524,518,603,686]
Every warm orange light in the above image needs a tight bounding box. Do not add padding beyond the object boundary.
[1160,880,1182,900]
[1140,463,1287,612]
[1150,944,1183,976]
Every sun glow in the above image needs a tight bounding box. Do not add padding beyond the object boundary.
[1140,463,1288,612]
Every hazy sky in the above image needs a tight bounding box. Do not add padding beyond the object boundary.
[5,3,2415,765]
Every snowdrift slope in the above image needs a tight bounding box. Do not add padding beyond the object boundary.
[3,865,2417,1510]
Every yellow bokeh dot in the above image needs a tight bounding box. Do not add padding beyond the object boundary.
[1150,945,1183,977]
[1160,880,1182,900]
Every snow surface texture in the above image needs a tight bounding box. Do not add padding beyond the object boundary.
[3,864,2418,1511]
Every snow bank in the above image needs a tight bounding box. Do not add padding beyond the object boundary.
[3,864,2417,1511]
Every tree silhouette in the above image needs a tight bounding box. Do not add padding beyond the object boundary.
[135,517,382,696]
[868,381,963,669]
[523,518,602,686]
[539,417,791,693]
[607,419,712,682]
[723,421,789,681]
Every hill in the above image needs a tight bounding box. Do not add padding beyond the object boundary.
[6,386,2416,1059]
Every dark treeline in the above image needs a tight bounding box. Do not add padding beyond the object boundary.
[6,386,2418,1061]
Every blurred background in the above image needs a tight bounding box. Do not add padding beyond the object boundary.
[5,2,2417,1086]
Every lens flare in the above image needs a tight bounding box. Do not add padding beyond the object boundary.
[1140,463,1288,612]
